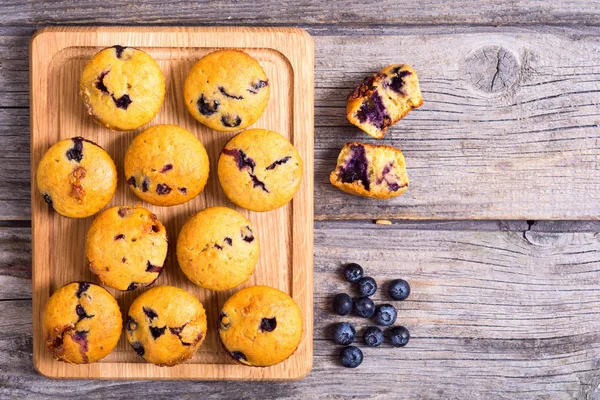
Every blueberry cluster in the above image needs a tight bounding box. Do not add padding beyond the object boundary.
[332,263,411,368]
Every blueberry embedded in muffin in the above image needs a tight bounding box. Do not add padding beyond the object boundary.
[184,49,270,132]
[126,286,207,366]
[347,64,423,139]
[42,282,122,364]
[329,142,409,199]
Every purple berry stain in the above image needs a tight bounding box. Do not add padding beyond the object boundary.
[131,341,145,356]
[219,86,244,100]
[156,183,172,195]
[71,330,89,363]
[230,351,247,362]
[149,325,167,340]
[376,163,406,192]
[241,226,254,243]
[141,177,150,192]
[219,312,231,330]
[126,317,137,333]
[66,137,84,162]
[266,156,291,170]
[357,90,388,130]
[222,148,256,172]
[224,237,233,246]
[75,282,90,298]
[143,307,158,322]
[114,233,125,240]
[75,304,94,321]
[221,114,242,128]
[339,144,370,190]
[160,164,173,173]
[95,70,110,94]
[113,45,126,59]
[145,261,162,273]
[386,69,412,95]
[248,80,268,94]
[197,94,219,116]
[178,187,187,194]
[127,176,137,188]
[259,317,277,332]
[127,282,139,291]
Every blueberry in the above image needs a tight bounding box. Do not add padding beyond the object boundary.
[389,326,410,347]
[339,144,370,190]
[356,90,390,130]
[197,94,220,116]
[259,317,277,332]
[343,263,363,283]
[339,346,363,368]
[266,156,291,170]
[222,148,256,172]
[113,45,126,58]
[221,114,242,128]
[219,86,244,100]
[156,183,172,195]
[388,279,411,301]
[357,276,377,297]
[374,304,397,326]
[249,173,269,192]
[160,164,173,173]
[333,322,356,346]
[332,293,353,316]
[149,325,166,339]
[353,297,375,318]
[363,326,384,347]
[113,94,132,110]
[248,80,268,94]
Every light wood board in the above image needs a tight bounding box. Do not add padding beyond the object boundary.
[29,26,314,380]
[5,222,600,397]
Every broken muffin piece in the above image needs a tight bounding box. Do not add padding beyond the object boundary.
[329,142,409,199]
[347,64,423,139]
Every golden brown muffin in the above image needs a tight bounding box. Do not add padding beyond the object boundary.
[85,206,168,291]
[79,45,165,131]
[329,142,409,199]
[124,124,210,206]
[176,206,259,291]
[219,285,303,367]
[126,286,207,366]
[43,282,122,364]
[36,137,117,218]
[184,49,270,132]
[218,129,302,212]
[347,64,423,139]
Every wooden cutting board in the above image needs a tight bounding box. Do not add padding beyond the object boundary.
[29,26,314,380]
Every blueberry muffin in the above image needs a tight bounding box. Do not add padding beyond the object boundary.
[36,137,117,218]
[124,124,210,206]
[347,64,423,139]
[329,142,409,199]
[80,45,165,131]
[219,285,303,367]
[85,206,168,291]
[43,282,122,364]
[218,129,302,212]
[126,285,207,366]
[184,49,270,132]
[177,207,259,291]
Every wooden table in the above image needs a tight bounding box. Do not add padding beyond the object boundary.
[3,1,600,398]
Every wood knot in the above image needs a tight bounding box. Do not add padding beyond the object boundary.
[464,45,520,93]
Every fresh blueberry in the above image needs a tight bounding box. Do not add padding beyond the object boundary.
[343,263,363,283]
[353,297,375,318]
[389,326,410,347]
[358,276,377,297]
[332,293,353,316]
[333,322,356,345]
[339,346,363,368]
[363,326,384,347]
[374,304,397,326]
[388,279,411,301]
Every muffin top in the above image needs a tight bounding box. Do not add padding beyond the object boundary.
[218,129,303,212]
[86,206,168,291]
[43,282,122,364]
[184,49,270,132]
[79,45,165,131]
[219,285,303,367]
[176,206,259,291]
[124,124,210,206]
[36,137,117,218]
[126,285,207,366]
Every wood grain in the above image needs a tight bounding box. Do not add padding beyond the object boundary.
[4,29,600,220]
[2,0,600,26]
[29,27,314,380]
[314,32,600,220]
[4,223,600,398]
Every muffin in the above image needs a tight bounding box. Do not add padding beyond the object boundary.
[218,129,302,212]
[126,286,207,366]
[219,285,303,367]
[43,282,122,364]
[184,49,270,132]
[85,206,168,291]
[124,124,210,206]
[329,142,409,199]
[36,137,117,218]
[347,64,423,139]
[79,45,165,131]
[177,206,259,291]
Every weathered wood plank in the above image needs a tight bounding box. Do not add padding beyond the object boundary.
[314,33,600,219]
[3,224,600,397]
[3,31,600,220]
[2,0,600,26]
